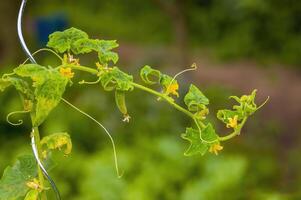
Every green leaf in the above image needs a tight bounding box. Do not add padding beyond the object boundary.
[40,132,72,156]
[0,155,37,200]
[139,65,161,85]
[14,64,68,126]
[184,84,209,112]
[24,190,39,200]
[47,27,89,54]
[201,123,218,142]
[100,67,133,91]
[181,128,208,156]
[74,39,119,64]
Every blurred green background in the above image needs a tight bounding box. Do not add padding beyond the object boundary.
[0,0,301,199]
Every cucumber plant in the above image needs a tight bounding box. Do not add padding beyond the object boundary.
[0,27,268,200]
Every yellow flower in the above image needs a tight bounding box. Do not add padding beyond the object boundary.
[166,83,179,97]
[60,67,74,79]
[209,143,223,155]
[227,115,238,128]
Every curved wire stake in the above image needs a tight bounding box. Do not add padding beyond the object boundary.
[18,0,36,64]
[18,0,61,199]
[31,129,61,200]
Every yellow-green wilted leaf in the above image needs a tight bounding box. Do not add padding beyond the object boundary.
[34,71,68,126]
[47,27,89,54]
[0,79,11,92]
[41,132,72,156]
[184,84,209,112]
[181,128,208,156]
[139,65,161,84]
[0,155,37,200]
[24,190,39,200]
[0,76,34,101]
[14,64,69,126]
[100,67,133,91]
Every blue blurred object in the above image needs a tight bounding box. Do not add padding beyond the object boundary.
[35,13,68,47]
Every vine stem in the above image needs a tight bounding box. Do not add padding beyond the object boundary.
[64,64,246,142]
[63,64,197,119]
[65,64,221,140]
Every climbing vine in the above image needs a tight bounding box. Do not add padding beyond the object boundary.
[0,27,268,200]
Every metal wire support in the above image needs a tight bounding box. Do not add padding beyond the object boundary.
[31,131,61,200]
[17,0,36,63]
[18,0,62,199]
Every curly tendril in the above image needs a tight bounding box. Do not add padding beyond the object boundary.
[78,77,101,85]
[165,63,198,94]
[22,48,64,65]
[6,110,30,126]
[61,98,123,178]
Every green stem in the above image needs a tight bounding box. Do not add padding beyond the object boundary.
[63,64,98,74]
[131,82,195,119]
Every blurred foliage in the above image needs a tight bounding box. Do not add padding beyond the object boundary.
[26,0,301,66]
[188,0,301,65]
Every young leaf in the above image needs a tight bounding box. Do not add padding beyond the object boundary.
[0,155,37,200]
[184,84,209,112]
[47,27,89,54]
[100,67,134,91]
[139,65,161,84]
[231,90,258,116]
[40,132,72,156]
[181,128,208,156]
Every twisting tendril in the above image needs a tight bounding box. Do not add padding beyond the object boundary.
[61,98,123,178]
[6,110,30,126]
[22,48,64,65]
[165,63,198,94]
[78,77,101,85]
